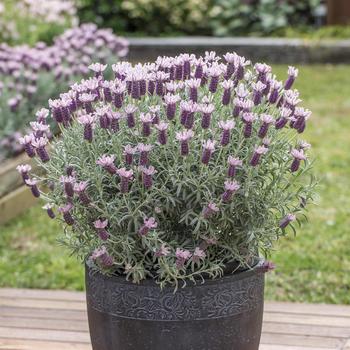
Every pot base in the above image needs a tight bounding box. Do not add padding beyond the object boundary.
[86,262,265,350]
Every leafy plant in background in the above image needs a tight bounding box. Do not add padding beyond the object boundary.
[77,0,211,35]
[19,52,315,287]
[0,24,128,161]
[0,0,78,45]
[210,0,321,36]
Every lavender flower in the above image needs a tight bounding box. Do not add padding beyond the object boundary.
[164,94,180,120]
[242,113,256,138]
[227,156,243,177]
[275,107,292,130]
[140,113,153,137]
[16,164,32,183]
[92,246,114,267]
[269,80,282,104]
[258,114,274,138]
[259,260,276,273]
[155,122,169,145]
[32,137,50,162]
[155,243,171,257]
[96,154,117,174]
[284,66,299,90]
[42,203,55,219]
[175,248,192,269]
[19,134,35,158]
[254,63,271,84]
[60,175,76,197]
[250,146,268,167]
[79,93,95,114]
[140,166,157,189]
[124,145,136,165]
[201,104,214,129]
[176,130,194,156]
[208,64,222,93]
[203,202,219,219]
[290,149,307,172]
[77,114,95,142]
[218,120,235,146]
[137,143,152,166]
[293,107,312,134]
[94,219,109,241]
[139,217,157,236]
[25,178,40,198]
[112,83,126,108]
[201,140,216,165]
[116,168,133,193]
[279,213,296,229]
[74,181,90,205]
[221,80,234,105]
[35,108,49,124]
[252,81,266,106]
[88,63,107,78]
[125,104,137,129]
[186,79,201,102]
[58,203,74,226]
[222,180,240,202]
[149,105,160,124]
[192,247,206,264]
[101,80,113,103]
[110,112,121,132]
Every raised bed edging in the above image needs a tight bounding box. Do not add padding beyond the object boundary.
[127,37,350,64]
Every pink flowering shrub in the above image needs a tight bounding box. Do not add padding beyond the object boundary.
[0,24,128,161]
[19,51,315,286]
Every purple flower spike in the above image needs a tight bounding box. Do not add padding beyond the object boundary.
[140,166,157,189]
[60,175,76,197]
[117,168,134,193]
[155,243,171,257]
[148,80,156,95]
[43,203,55,219]
[78,115,95,142]
[279,213,296,229]
[242,113,256,138]
[155,122,169,145]
[223,53,237,79]
[88,63,107,78]
[125,104,137,129]
[194,58,204,79]
[19,134,35,158]
[96,154,117,174]
[208,65,222,93]
[139,217,158,236]
[79,93,96,114]
[137,143,152,166]
[192,247,206,264]
[32,137,50,162]
[290,149,307,172]
[124,145,136,165]
[252,81,266,106]
[58,203,74,226]
[186,79,201,102]
[284,66,299,90]
[92,246,114,267]
[131,80,140,99]
[227,156,243,177]
[49,99,63,123]
[293,107,311,134]
[254,63,271,84]
[16,164,32,183]
[201,104,214,129]
[110,112,121,133]
[74,181,90,205]
[112,84,126,109]
[96,106,111,129]
[203,202,219,219]
[140,113,153,137]
[101,80,113,103]
[258,114,274,138]
[269,80,282,104]
[201,140,216,165]
[218,120,235,146]
[259,261,276,273]
[94,219,109,241]
[222,180,240,203]
[25,178,40,198]
[221,80,234,105]
[250,146,268,167]
[275,108,292,130]
[164,94,180,120]
[176,130,194,156]
[175,248,192,269]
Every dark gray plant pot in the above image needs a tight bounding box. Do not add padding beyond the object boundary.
[85,261,265,350]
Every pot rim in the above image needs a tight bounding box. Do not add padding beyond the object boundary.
[86,258,265,290]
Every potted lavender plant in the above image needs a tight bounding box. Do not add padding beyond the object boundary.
[19,52,315,350]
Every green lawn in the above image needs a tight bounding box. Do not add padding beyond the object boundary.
[0,64,349,303]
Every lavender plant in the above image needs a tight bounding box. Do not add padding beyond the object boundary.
[0,24,128,161]
[19,52,316,287]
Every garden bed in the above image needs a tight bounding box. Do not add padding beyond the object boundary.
[127,37,350,64]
